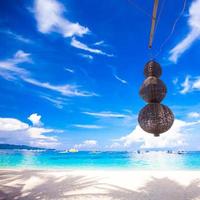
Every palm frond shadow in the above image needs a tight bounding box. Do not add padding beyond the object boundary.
[0,170,200,200]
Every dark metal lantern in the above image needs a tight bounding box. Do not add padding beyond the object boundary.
[139,76,167,103]
[138,103,174,137]
[138,60,174,136]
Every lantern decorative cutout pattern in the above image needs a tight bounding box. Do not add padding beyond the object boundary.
[138,61,174,137]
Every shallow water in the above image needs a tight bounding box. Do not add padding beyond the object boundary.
[0,150,200,170]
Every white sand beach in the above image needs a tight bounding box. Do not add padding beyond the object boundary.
[0,169,200,200]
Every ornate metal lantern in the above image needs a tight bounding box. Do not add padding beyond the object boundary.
[138,61,174,136]
[139,76,167,103]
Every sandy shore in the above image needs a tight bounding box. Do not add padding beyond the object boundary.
[0,169,200,200]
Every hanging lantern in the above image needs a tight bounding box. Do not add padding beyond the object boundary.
[138,60,174,137]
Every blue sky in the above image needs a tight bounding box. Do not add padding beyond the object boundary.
[0,0,200,150]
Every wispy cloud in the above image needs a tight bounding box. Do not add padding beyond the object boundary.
[0,50,30,80]
[180,75,200,94]
[108,65,128,84]
[34,0,89,37]
[1,30,32,43]
[82,111,129,118]
[169,0,200,63]
[71,37,113,57]
[33,0,110,59]
[114,74,127,84]
[188,112,200,118]
[23,77,97,97]
[73,124,103,129]
[40,94,68,109]
[180,75,191,94]
[74,140,97,149]
[0,50,97,97]
[65,67,74,73]
[94,40,104,46]
[172,77,178,85]
[193,77,200,89]
[14,50,32,63]
[79,53,94,60]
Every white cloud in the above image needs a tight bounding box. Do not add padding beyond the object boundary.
[0,117,60,148]
[108,66,127,84]
[84,140,97,145]
[169,0,200,63]
[94,40,105,46]
[40,95,68,109]
[193,77,200,89]
[83,111,129,118]
[114,74,127,84]
[73,124,103,129]
[65,67,74,73]
[71,37,113,57]
[34,0,89,37]
[0,50,30,80]
[0,118,28,131]
[188,112,200,118]
[180,75,191,94]
[14,50,31,62]
[33,0,110,58]
[172,77,178,85]
[83,111,136,131]
[180,75,200,94]
[23,77,97,97]
[113,119,200,150]
[109,142,121,149]
[0,50,97,97]
[74,140,97,149]
[79,53,94,60]
[1,30,32,43]
[28,113,42,126]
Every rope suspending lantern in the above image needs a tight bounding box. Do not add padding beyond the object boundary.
[138,0,174,137]
[148,0,159,49]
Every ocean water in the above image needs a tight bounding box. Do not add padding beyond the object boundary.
[0,150,200,170]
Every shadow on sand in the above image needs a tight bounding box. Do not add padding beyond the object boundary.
[0,170,200,200]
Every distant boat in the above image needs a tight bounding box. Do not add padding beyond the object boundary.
[90,151,101,154]
[68,148,78,153]
[177,150,186,154]
[167,150,173,154]
[59,150,68,154]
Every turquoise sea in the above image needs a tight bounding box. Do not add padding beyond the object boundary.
[0,150,200,170]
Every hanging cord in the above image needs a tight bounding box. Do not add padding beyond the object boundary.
[154,0,166,35]
[153,0,187,58]
[127,0,151,17]
[149,0,166,59]
[127,0,152,59]
[148,0,159,49]
[148,48,154,60]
